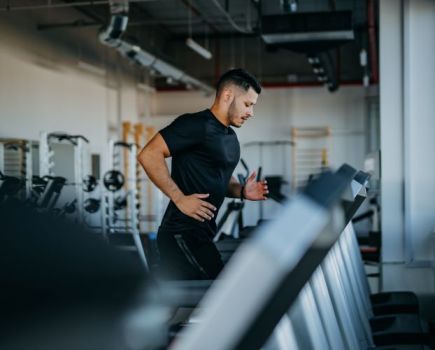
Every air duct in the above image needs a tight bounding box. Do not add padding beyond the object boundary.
[261,11,353,92]
[99,0,129,47]
[261,11,354,53]
[99,0,214,95]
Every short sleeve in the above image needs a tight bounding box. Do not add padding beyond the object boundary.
[159,114,205,156]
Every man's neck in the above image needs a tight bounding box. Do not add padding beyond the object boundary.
[210,104,229,127]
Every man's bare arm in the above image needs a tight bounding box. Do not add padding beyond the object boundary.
[137,133,216,222]
[137,133,183,203]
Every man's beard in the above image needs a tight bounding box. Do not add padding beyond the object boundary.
[227,99,240,128]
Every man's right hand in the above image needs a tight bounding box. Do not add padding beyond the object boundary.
[174,193,217,222]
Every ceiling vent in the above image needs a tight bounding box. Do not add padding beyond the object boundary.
[261,11,354,53]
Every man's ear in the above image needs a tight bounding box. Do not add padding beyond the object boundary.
[222,87,233,103]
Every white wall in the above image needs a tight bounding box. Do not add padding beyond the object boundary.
[0,51,108,156]
[0,18,142,158]
[152,86,367,169]
[151,86,368,225]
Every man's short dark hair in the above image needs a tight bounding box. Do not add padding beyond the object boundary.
[216,68,261,96]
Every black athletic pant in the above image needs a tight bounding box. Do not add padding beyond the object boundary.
[157,228,224,280]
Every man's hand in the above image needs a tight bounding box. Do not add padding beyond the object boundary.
[174,193,217,222]
[244,171,268,201]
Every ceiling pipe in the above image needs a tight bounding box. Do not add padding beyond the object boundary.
[99,0,214,95]
[210,0,255,34]
[367,0,379,84]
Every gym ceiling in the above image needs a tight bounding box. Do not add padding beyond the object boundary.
[0,0,375,92]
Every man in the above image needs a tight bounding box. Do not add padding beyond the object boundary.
[137,69,268,280]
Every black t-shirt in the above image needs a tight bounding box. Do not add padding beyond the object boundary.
[159,109,240,238]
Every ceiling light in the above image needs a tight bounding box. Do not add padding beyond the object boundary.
[287,74,298,82]
[186,38,212,60]
[363,74,370,87]
[166,77,175,85]
[308,56,319,65]
[317,75,327,82]
[360,49,367,67]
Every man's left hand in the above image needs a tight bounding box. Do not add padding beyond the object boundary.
[243,171,268,201]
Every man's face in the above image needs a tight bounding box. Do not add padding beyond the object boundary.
[227,87,258,128]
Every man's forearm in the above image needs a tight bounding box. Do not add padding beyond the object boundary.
[137,150,184,203]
